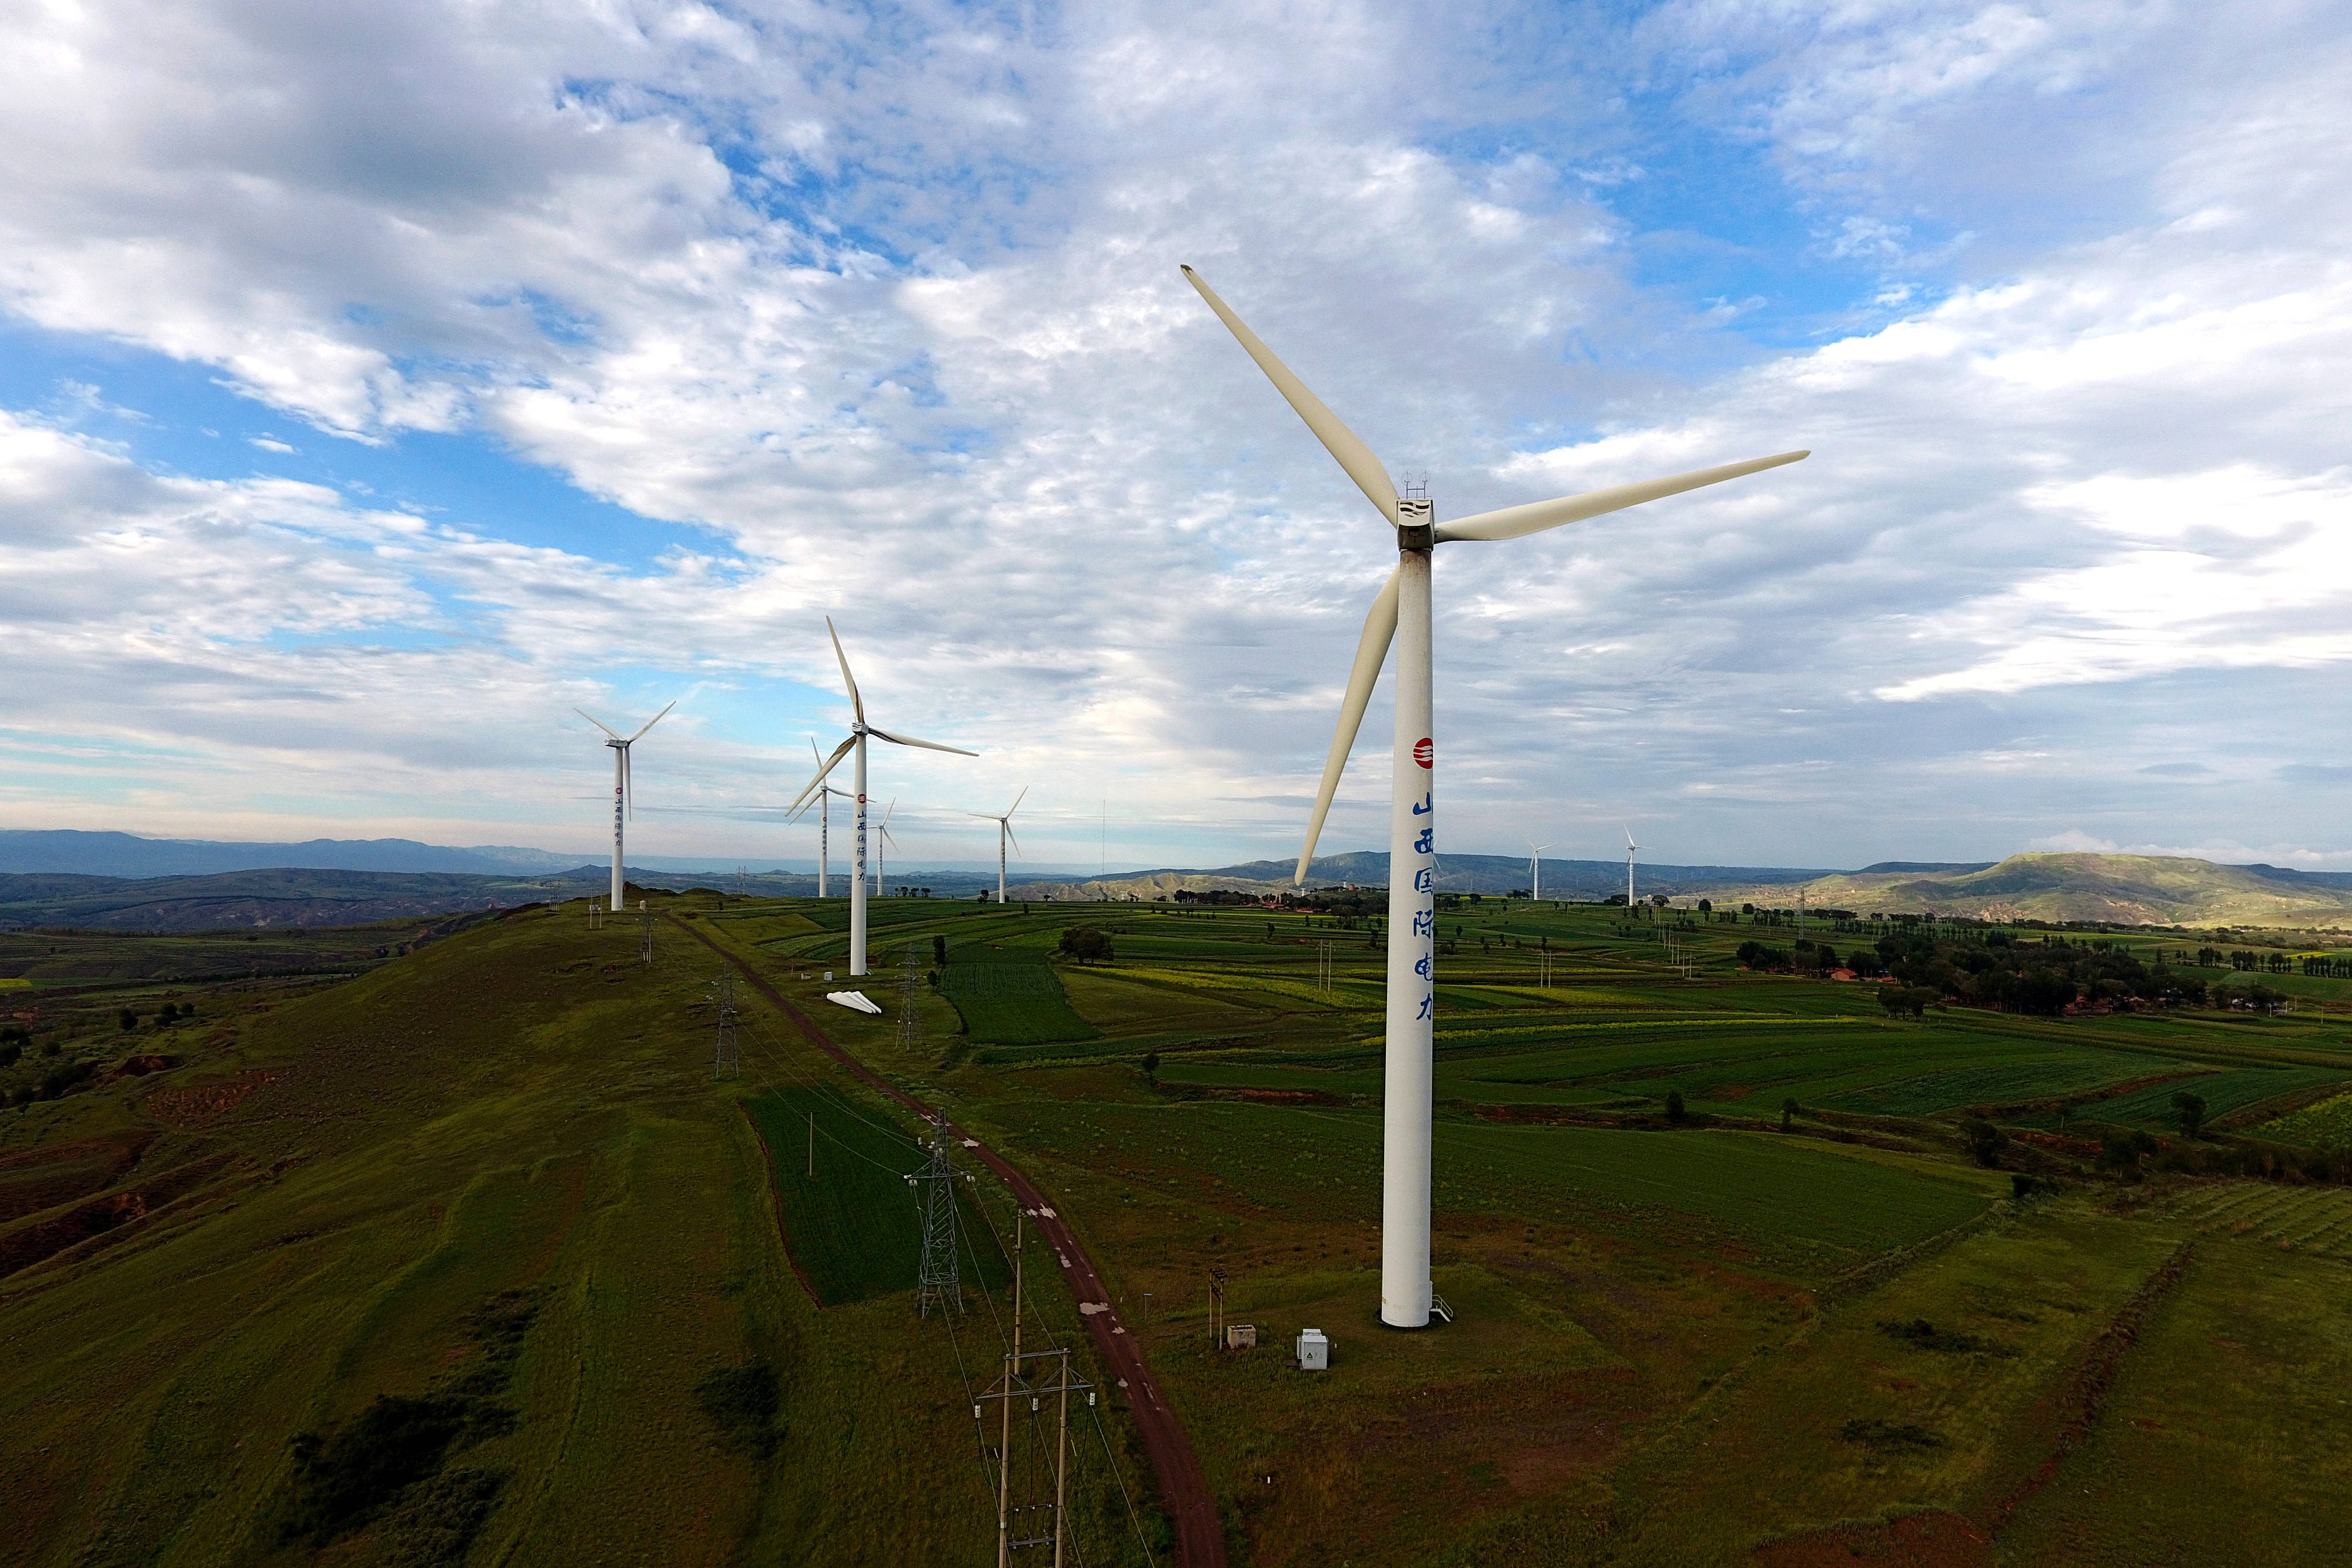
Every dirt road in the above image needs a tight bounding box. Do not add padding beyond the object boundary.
[674,917,1227,1568]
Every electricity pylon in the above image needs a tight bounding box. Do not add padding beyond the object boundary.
[710,969,739,1078]
[897,944,922,1051]
[910,1114,963,1317]
[639,899,653,962]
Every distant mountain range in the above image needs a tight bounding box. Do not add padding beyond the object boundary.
[9,831,2352,931]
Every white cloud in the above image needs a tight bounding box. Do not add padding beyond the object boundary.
[3,0,2351,868]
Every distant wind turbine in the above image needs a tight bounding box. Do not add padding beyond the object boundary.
[873,797,897,896]
[793,737,856,898]
[575,701,676,915]
[1528,841,1551,902]
[1625,828,1639,910]
[970,787,1028,906]
[790,620,975,975]
[1182,263,1806,1329]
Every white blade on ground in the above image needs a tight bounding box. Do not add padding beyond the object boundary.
[867,726,978,757]
[1435,451,1809,543]
[1180,266,1400,523]
[628,699,677,743]
[575,708,622,740]
[825,617,864,723]
[788,735,858,814]
[1295,566,1401,885]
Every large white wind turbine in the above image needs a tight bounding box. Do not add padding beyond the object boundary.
[1625,828,1639,909]
[789,620,975,975]
[970,787,1028,907]
[576,701,676,915]
[1528,841,1551,902]
[1182,264,1806,1329]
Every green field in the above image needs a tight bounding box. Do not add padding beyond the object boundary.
[939,948,1100,1045]
[10,888,2352,1564]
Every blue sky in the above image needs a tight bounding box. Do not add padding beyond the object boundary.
[2,0,2349,871]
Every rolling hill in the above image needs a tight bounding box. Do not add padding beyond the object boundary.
[1698,852,2352,927]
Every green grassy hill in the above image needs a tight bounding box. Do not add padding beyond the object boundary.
[1705,851,2352,926]
[0,900,1151,1567]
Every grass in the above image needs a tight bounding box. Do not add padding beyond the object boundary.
[2250,1089,2352,1147]
[16,890,2352,1566]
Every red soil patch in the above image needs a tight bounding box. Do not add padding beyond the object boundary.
[1753,1510,1991,1567]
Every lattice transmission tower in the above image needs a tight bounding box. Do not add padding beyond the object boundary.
[897,944,922,1050]
[638,898,653,962]
[710,968,740,1078]
[909,1113,964,1317]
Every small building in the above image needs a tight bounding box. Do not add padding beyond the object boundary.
[1296,1328,1329,1370]
[1225,1323,1258,1350]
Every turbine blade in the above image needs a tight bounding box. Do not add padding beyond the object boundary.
[1005,821,1021,857]
[574,708,622,740]
[867,726,978,757]
[628,699,676,743]
[1295,566,1401,885]
[826,617,864,724]
[1435,451,1810,544]
[878,797,896,831]
[788,735,858,814]
[1006,785,1028,818]
[1180,266,1400,523]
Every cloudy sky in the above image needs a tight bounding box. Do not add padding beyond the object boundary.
[3,0,2347,872]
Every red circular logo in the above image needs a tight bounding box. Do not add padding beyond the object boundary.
[1413,737,1433,769]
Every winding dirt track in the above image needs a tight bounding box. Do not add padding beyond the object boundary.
[674,917,1227,1568]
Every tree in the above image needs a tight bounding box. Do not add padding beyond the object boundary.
[117,1007,138,1031]
[1665,1089,1688,1124]
[931,934,947,968]
[2171,1091,2207,1139]
[1962,1116,2007,1168]
[1781,1096,1800,1132]
[1698,899,1713,912]
[1057,927,1114,964]
[1877,984,1935,1019]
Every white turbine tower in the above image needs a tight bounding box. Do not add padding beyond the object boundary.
[970,787,1028,907]
[790,620,974,975]
[1183,264,1806,1329]
[1528,841,1551,902]
[576,701,676,916]
[1625,828,1639,910]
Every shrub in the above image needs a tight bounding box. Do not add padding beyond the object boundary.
[1962,1116,2007,1168]
[1665,1089,1688,1124]
[693,1361,781,1457]
[1781,1096,1800,1132]
[117,1008,138,1031]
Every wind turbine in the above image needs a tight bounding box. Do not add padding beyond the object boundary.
[794,737,855,898]
[873,797,897,896]
[1182,264,1806,1329]
[1625,828,1639,910]
[575,701,676,916]
[970,787,1027,907]
[789,620,975,975]
[1528,841,1551,903]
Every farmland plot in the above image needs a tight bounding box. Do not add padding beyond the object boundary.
[940,952,1099,1045]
